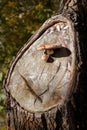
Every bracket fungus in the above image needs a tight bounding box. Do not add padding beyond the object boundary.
[37,43,62,61]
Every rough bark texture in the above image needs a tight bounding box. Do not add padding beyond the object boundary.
[4,0,86,130]
[6,94,77,130]
[74,0,87,129]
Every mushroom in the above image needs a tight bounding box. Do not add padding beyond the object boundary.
[37,43,62,62]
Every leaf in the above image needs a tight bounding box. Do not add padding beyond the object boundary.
[0,105,4,111]
[0,93,6,101]
[0,73,3,82]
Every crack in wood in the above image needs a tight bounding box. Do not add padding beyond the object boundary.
[38,62,61,98]
[38,64,46,80]
[48,62,61,85]
[20,74,42,103]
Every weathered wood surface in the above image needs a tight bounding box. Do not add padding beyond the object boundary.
[4,15,76,112]
[4,0,82,130]
[4,14,78,130]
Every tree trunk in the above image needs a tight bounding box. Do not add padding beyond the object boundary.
[4,0,87,130]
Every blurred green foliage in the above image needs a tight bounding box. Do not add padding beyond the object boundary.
[0,0,60,123]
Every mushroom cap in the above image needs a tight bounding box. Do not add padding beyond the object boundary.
[37,43,62,50]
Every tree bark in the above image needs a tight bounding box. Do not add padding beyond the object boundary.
[4,0,87,130]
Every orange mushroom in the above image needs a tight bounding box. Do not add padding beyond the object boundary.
[37,43,62,50]
[37,43,62,62]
